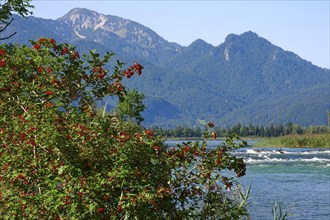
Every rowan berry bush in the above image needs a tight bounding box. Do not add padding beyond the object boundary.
[0,38,249,219]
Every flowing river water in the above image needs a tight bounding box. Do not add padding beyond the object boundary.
[165,140,330,219]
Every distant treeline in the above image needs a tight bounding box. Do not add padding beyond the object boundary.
[151,122,329,138]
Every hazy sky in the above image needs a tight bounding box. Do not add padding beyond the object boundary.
[31,0,329,69]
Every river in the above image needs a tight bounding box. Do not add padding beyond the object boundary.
[165,140,330,219]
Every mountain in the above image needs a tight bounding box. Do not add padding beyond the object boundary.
[2,8,329,127]
[56,8,181,64]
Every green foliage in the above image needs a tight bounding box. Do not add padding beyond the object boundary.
[0,38,249,219]
[272,202,294,220]
[0,0,34,40]
[255,133,330,148]
[0,0,33,22]
[164,132,249,219]
[155,122,329,139]
[117,89,145,125]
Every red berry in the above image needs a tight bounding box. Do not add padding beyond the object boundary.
[97,207,104,214]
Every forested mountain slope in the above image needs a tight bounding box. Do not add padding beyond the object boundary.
[3,8,329,127]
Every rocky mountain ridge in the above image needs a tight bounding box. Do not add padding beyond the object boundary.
[2,8,329,127]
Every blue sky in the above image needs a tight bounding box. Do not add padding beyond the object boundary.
[31,0,329,69]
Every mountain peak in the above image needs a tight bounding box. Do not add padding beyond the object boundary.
[56,8,182,62]
[59,7,101,19]
[57,7,108,30]
[221,31,275,60]
[240,31,260,38]
[224,31,261,43]
[57,8,133,40]
[188,39,214,50]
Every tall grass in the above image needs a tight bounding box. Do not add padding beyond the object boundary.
[255,133,330,148]
[272,202,294,220]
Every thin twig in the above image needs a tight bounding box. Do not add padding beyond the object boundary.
[20,105,30,116]
[0,18,16,40]
[0,18,14,32]
[0,31,16,40]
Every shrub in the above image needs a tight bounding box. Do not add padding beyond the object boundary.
[0,38,248,219]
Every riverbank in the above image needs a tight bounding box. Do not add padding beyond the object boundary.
[163,136,262,141]
[254,133,330,148]
[164,133,330,148]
